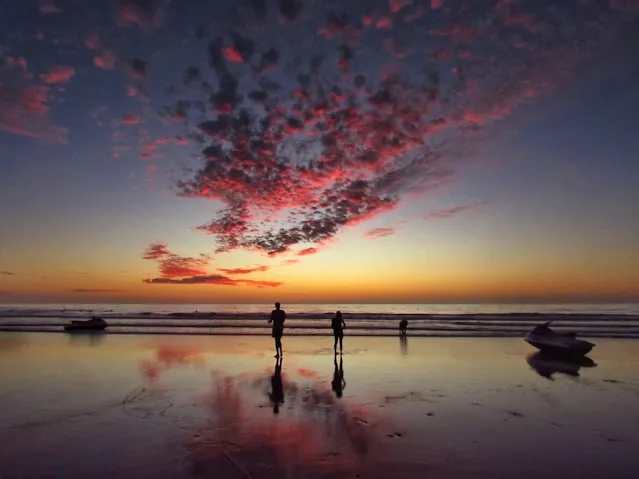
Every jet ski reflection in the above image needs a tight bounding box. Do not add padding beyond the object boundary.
[527,351,597,380]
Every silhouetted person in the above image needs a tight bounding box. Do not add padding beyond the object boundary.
[268,356,284,414]
[331,310,346,354]
[331,355,346,398]
[399,318,408,336]
[268,301,286,357]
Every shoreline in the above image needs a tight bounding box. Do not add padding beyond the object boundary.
[2,328,639,339]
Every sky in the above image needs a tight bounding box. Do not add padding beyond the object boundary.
[0,0,638,304]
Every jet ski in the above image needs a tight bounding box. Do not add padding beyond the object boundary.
[64,316,108,332]
[526,351,596,380]
[524,321,594,356]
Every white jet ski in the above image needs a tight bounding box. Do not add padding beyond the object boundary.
[524,321,594,356]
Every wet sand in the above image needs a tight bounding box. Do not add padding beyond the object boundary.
[1,333,638,478]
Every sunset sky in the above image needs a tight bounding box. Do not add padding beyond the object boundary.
[1,0,638,303]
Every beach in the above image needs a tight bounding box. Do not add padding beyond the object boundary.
[1,333,638,478]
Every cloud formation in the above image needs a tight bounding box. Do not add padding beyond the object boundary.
[0,81,67,143]
[143,275,281,288]
[148,1,632,259]
[0,271,15,276]
[142,243,281,287]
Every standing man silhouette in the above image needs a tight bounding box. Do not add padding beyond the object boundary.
[268,302,286,357]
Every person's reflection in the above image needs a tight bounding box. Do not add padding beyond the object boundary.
[268,356,284,414]
[331,355,346,398]
[399,335,408,356]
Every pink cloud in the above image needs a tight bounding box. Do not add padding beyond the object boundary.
[223,47,244,63]
[121,114,141,125]
[94,50,117,70]
[39,66,76,85]
[0,82,67,143]
[388,0,411,14]
[431,0,443,10]
[297,248,318,256]
[365,227,396,238]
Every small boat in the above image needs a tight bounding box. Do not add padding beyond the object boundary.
[527,351,596,380]
[64,316,108,332]
[524,321,594,356]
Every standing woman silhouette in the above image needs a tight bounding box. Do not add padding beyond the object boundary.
[331,310,346,355]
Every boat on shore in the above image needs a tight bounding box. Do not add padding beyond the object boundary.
[525,321,594,356]
[64,317,108,332]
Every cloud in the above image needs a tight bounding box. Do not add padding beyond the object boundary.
[278,0,303,22]
[94,50,117,70]
[39,0,60,14]
[72,289,127,293]
[121,114,141,125]
[116,0,165,29]
[423,201,485,220]
[127,58,147,80]
[39,66,76,85]
[365,227,396,238]
[297,248,318,256]
[147,1,633,260]
[143,275,282,288]
[0,82,67,143]
[281,259,299,265]
[218,266,270,275]
[0,271,15,276]
[143,242,171,259]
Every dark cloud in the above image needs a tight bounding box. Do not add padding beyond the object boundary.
[0,271,15,276]
[278,0,303,22]
[143,275,282,288]
[72,289,127,293]
[127,58,148,80]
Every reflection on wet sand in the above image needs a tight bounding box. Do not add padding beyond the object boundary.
[331,355,346,398]
[188,356,393,478]
[526,351,597,380]
[399,335,408,356]
[269,356,284,414]
[67,330,106,347]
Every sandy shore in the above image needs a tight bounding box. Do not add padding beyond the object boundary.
[1,333,638,478]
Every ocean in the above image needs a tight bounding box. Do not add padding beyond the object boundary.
[1,303,639,338]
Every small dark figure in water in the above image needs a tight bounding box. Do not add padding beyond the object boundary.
[268,301,286,357]
[331,355,346,398]
[331,310,346,354]
[399,318,408,336]
[268,356,284,414]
